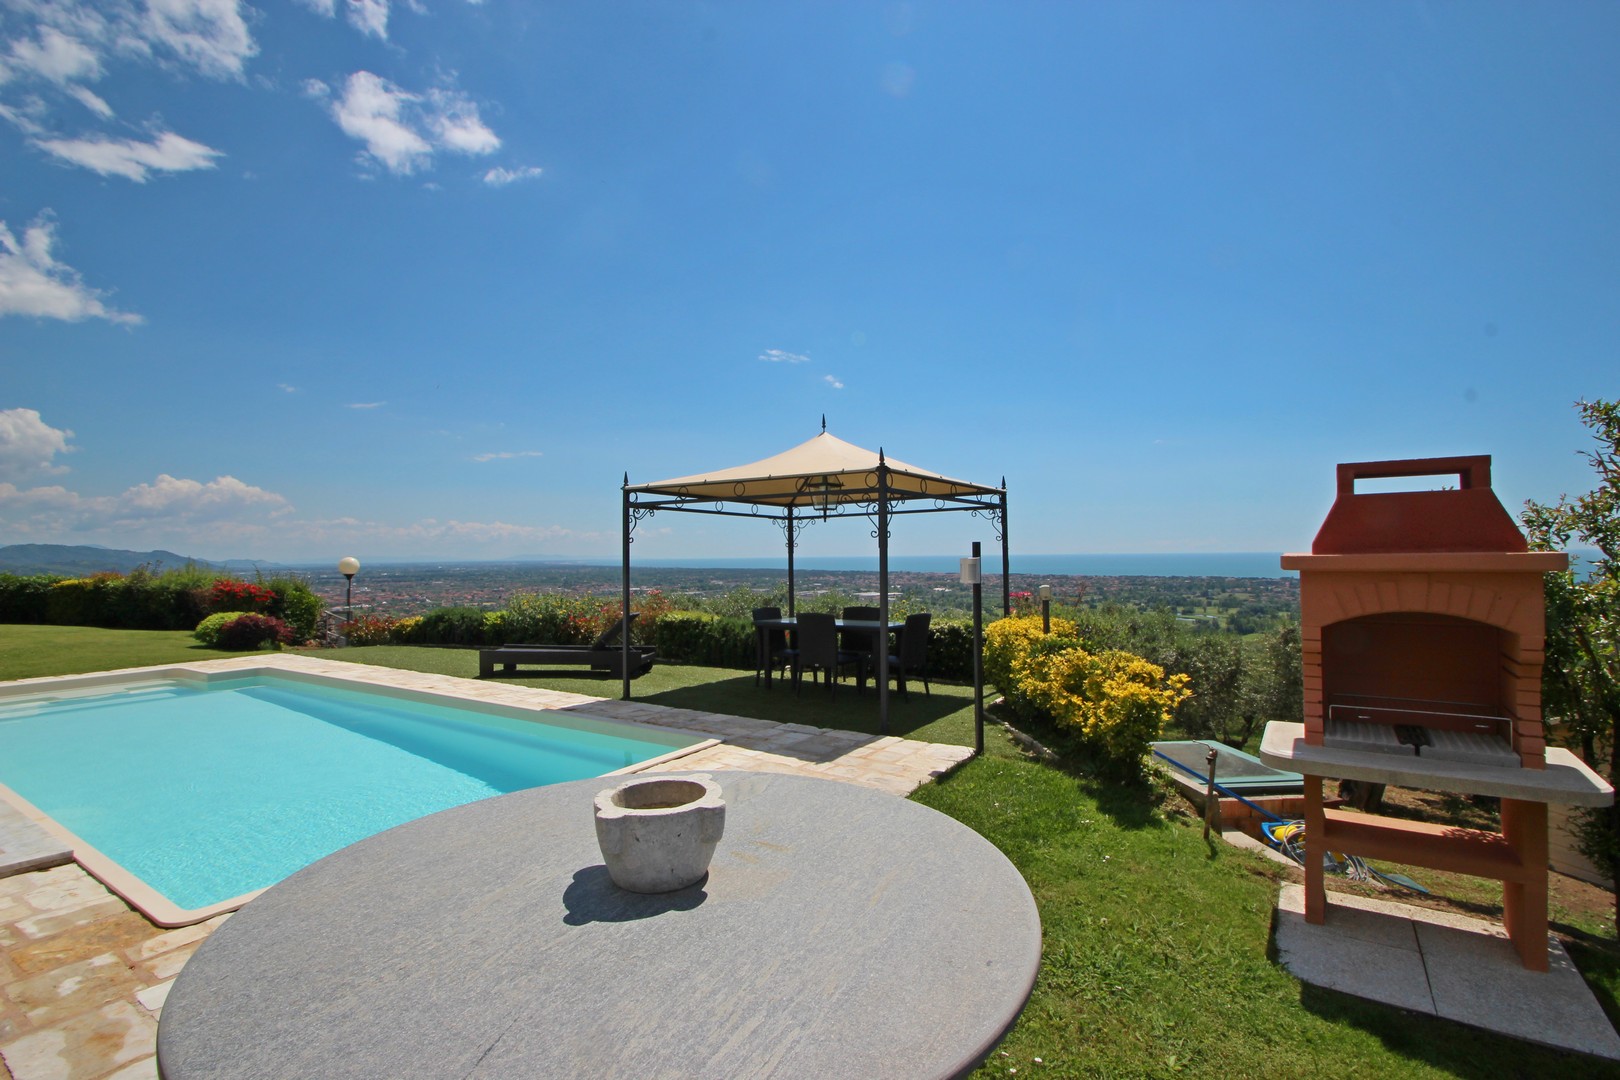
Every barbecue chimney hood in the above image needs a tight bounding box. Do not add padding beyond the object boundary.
[1282,455,1566,769]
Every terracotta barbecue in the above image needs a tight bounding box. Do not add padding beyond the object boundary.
[1260,455,1612,970]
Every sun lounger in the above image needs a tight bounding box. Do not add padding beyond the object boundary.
[479,613,657,679]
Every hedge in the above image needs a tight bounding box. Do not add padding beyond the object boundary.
[0,569,323,640]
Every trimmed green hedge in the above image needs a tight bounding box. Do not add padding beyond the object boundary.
[652,612,755,669]
[0,569,323,640]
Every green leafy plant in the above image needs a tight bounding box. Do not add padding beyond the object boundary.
[194,611,252,646]
[341,615,399,646]
[216,614,296,651]
[1523,398,1620,908]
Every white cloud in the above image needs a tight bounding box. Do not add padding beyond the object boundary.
[66,84,112,118]
[117,473,290,521]
[824,374,845,390]
[36,130,221,181]
[330,71,432,173]
[300,516,588,548]
[346,401,385,409]
[471,450,543,462]
[295,0,338,17]
[329,71,499,175]
[760,349,809,364]
[346,0,389,39]
[5,26,103,85]
[426,87,498,154]
[0,215,141,324]
[482,165,542,186]
[277,383,298,393]
[141,0,257,80]
[0,408,74,482]
[0,472,292,541]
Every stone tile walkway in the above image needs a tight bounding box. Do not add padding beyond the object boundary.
[0,656,975,1079]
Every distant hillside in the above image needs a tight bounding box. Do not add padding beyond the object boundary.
[0,544,217,575]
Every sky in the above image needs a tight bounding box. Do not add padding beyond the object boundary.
[1,1,1616,566]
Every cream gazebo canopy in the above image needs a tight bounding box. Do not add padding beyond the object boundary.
[619,426,1009,733]
[634,430,1000,507]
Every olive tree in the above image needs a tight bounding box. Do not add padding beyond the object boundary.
[1521,399,1620,911]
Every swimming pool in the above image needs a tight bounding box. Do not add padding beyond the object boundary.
[0,663,711,925]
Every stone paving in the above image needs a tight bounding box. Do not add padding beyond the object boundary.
[0,656,975,1079]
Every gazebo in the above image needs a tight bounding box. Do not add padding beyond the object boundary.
[619,424,1009,733]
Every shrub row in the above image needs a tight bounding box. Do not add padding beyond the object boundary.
[985,615,1191,774]
[0,568,323,640]
[341,590,981,679]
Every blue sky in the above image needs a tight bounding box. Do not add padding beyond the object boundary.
[2,1,1615,564]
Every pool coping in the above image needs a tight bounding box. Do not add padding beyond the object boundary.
[0,655,721,928]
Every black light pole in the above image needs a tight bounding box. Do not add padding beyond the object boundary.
[338,556,360,623]
[1039,584,1051,634]
[963,542,985,755]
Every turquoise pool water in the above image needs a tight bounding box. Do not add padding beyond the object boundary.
[0,676,688,910]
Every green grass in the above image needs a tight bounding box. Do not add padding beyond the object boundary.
[917,756,1620,1078]
[4,626,1618,1076]
[0,623,256,678]
[314,643,1001,749]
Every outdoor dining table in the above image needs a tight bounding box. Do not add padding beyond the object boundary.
[156,770,1042,1080]
[752,616,906,688]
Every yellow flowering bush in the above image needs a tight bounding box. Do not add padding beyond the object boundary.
[389,616,424,644]
[984,615,1191,772]
[984,614,1078,712]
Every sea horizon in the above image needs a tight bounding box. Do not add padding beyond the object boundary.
[284,552,1302,579]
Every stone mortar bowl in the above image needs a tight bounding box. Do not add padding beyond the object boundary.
[593,775,726,893]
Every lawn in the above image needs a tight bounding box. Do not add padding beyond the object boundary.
[4,626,1618,1076]
[0,623,248,679]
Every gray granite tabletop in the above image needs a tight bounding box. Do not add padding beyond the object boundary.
[157,770,1041,1079]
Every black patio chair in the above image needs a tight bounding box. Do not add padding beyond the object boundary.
[792,612,865,698]
[885,612,933,698]
[839,605,881,663]
[752,607,793,688]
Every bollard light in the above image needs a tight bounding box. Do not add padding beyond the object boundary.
[1039,583,1052,633]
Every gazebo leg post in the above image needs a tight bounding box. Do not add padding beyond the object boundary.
[786,505,796,618]
[621,483,633,702]
[877,461,891,736]
[1000,485,1011,617]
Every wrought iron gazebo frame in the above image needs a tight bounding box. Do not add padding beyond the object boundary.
[620,431,1009,734]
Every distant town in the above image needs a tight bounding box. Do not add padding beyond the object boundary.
[304,561,1300,633]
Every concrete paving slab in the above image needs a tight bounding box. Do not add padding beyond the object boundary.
[1274,900,1433,1013]
[1275,883,1620,1060]
[0,803,71,880]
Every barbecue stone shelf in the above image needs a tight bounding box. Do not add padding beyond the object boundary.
[1261,719,1614,971]
[1260,722,1613,806]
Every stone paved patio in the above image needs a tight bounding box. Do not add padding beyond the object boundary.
[0,656,975,1079]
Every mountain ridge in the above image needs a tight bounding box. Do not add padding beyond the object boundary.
[0,544,284,575]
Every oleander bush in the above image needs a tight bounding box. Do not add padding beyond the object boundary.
[216,614,297,651]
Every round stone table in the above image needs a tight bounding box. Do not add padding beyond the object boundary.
[157,771,1041,1079]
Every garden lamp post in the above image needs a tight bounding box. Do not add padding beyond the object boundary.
[1039,584,1052,634]
[961,544,984,755]
[338,557,360,623]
